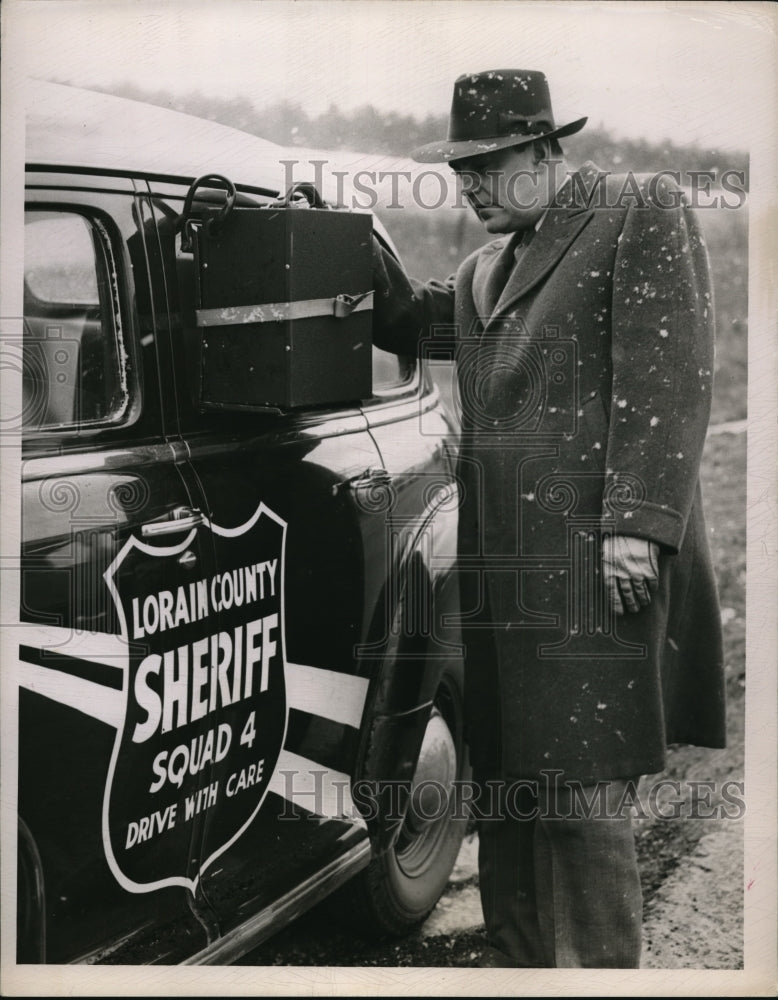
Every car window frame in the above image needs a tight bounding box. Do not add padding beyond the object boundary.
[21,183,153,453]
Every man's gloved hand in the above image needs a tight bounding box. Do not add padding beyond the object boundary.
[602,535,660,615]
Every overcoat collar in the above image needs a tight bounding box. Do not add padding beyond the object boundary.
[477,161,604,326]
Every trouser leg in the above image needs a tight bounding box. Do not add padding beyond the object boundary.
[477,795,546,967]
[533,778,643,968]
[475,776,643,968]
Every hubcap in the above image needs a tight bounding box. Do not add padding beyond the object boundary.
[395,706,458,876]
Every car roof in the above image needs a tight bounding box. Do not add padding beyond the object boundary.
[26,79,288,192]
[23,79,403,253]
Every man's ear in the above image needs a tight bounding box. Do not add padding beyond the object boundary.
[532,138,551,165]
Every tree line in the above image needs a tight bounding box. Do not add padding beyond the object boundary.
[72,79,748,181]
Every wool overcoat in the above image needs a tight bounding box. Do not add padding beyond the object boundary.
[373,162,726,783]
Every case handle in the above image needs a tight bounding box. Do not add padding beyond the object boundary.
[272,181,328,209]
[179,173,237,252]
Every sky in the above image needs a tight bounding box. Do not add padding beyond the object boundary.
[4,0,776,153]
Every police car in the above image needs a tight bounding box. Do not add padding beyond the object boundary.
[15,81,467,964]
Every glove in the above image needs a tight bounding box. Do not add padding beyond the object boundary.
[602,535,660,615]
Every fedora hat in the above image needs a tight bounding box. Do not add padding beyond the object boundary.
[411,69,586,164]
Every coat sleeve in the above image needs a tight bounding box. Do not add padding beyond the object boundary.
[604,175,715,553]
[371,236,456,357]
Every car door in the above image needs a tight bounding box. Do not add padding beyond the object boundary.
[17,174,214,963]
[142,179,399,947]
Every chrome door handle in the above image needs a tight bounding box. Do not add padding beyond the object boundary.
[141,506,205,538]
[347,468,392,491]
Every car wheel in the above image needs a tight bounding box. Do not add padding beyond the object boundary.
[346,663,469,938]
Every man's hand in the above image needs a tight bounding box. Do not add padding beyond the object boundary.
[602,535,660,615]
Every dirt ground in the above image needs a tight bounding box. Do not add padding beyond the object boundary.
[239,705,745,971]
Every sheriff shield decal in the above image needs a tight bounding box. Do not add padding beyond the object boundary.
[103,503,287,895]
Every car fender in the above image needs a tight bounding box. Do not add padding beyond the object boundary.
[353,474,463,853]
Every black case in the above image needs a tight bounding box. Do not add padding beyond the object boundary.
[194,206,373,410]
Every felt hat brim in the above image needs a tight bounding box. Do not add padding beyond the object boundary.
[410,116,588,164]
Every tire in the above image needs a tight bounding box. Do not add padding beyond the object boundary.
[344,663,470,939]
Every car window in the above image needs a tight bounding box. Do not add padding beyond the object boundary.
[23,211,128,431]
[371,344,414,394]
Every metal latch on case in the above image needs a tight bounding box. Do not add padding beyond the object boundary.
[333,290,373,318]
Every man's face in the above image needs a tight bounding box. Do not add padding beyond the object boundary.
[452,143,554,234]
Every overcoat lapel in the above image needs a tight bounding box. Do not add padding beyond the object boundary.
[487,206,593,323]
[472,237,516,321]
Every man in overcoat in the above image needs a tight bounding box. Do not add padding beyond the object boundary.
[371,69,726,967]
